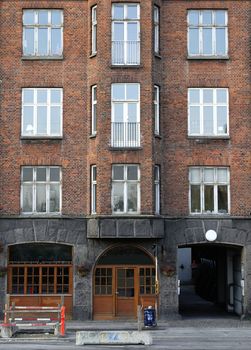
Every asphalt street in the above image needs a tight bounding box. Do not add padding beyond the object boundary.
[1,327,251,350]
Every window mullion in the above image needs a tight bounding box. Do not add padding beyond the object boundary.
[34,89,37,135]
[200,90,203,135]
[48,90,51,135]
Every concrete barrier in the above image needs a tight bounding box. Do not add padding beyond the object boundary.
[76,330,152,345]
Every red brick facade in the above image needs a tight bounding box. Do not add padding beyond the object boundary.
[0,0,250,216]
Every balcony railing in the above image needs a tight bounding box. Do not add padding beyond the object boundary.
[111,122,140,148]
[112,40,140,65]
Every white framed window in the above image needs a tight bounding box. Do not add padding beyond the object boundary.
[21,166,61,214]
[112,164,140,214]
[189,167,230,214]
[187,10,228,57]
[154,85,160,135]
[91,85,97,135]
[91,165,97,214]
[111,83,140,148]
[112,3,140,65]
[22,88,63,137]
[91,6,97,54]
[154,6,160,54]
[188,10,228,57]
[188,88,228,137]
[154,165,160,214]
[23,9,63,57]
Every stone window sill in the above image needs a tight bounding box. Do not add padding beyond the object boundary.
[187,55,229,60]
[22,56,64,61]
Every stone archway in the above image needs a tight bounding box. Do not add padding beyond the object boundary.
[93,244,157,320]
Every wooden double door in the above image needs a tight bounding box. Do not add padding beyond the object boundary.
[93,265,156,320]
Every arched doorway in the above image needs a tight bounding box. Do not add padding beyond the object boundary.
[178,244,244,317]
[93,245,157,320]
[8,243,73,318]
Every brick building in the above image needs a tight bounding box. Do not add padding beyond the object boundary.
[0,0,250,320]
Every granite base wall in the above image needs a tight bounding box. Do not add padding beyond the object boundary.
[0,217,251,320]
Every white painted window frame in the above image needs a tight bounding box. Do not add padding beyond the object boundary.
[112,3,140,65]
[189,167,230,215]
[154,85,160,135]
[111,83,140,147]
[91,165,97,214]
[188,88,229,137]
[154,5,160,54]
[21,166,62,214]
[112,164,140,214]
[91,85,97,135]
[91,6,97,54]
[154,165,160,214]
[187,10,228,57]
[22,88,63,137]
[23,9,63,57]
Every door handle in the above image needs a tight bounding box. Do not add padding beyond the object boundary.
[115,291,119,295]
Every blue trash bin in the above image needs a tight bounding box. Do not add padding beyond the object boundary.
[144,306,157,327]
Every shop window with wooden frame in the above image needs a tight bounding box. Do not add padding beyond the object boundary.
[8,244,72,295]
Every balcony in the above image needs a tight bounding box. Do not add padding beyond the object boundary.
[112,40,140,65]
[111,122,140,148]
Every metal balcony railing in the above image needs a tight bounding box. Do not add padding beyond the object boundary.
[111,122,140,148]
[112,40,140,65]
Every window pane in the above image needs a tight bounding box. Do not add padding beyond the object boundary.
[51,89,61,104]
[127,22,138,41]
[114,103,124,122]
[203,89,213,103]
[189,29,199,54]
[216,28,226,55]
[113,22,124,41]
[127,5,138,19]
[217,89,227,103]
[215,11,226,26]
[128,103,137,123]
[50,168,60,181]
[51,29,62,55]
[36,184,46,212]
[22,185,33,212]
[23,11,35,25]
[23,106,34,134]
[37,90,47,104]
[113,5,124,19]
[189,106,200,134]
[38,28,48,55]
[203,106,213,134]
[126,84,138,100]
[50,184,60,212]
[188,11,199,26]
[112,84,125,100]
[204,168,214,182]
[50,106,61,134]
[38,11,49,25]
[203,28,212,55]
[23,89,34,104]
[190,168,201,183]
[127,165,138,180]
[218,185,228,213]
[24,28,34,55]
[37,106,47,134]
[113,166,124,180]
[51,10,62,25]
[191,185,201,213]
[113,183,124,212]
[189,89,200,103]
[36,167,46,181]
[127,183,137,211]
[23,168,33,181]
[217,106,227,134]
[217,168,228,183]
[204,185,214,212]
[202,11,212,25]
